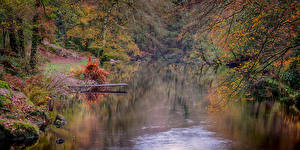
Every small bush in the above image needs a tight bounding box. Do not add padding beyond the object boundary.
[84,56,110,83]
[22,75,51,106]
[23,86,50,106]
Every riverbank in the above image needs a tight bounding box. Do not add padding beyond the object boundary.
[0,47,89,147]
[0,79,50,145]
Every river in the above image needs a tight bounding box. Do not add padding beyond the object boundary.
[28,63,300,150]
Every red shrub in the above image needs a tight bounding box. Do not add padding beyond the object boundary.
[70,56,110,102]
[83,56,109,83]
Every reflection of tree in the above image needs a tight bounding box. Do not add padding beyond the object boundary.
[34,63,217,149]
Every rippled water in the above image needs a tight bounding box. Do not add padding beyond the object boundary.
[132,126,230,150]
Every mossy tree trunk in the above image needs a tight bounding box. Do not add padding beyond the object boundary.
[30,14,40,71]
[2,29,7,49]
[17,18,25,58]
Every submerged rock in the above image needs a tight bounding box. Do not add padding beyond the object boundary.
[53,114,66,128]
[56,138,65,144]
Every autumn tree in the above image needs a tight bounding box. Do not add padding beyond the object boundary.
[177,0,299,102]
[64,0,140,62]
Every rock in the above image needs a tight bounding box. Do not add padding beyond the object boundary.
[55,114,65,121]
[0,88,28,100]
[110,59,115,63]
[14,91,27,99]
[42,40,80,58]
[56,138,65,144]
[53,114,66,128]
[109,59,120,64]
[0,119,39,142]
[0,88,10,97]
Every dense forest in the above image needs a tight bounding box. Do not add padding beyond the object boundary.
[0,0,299,149]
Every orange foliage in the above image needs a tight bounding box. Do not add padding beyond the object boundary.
[70,56,110,84]
[70,56,110,102]
[84,56,110,83]
[205,88,227,112]
[80,88,105,103]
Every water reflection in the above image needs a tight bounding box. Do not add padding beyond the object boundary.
[133,126,230,150]
[29,63,300,150]
[209,101,300,150]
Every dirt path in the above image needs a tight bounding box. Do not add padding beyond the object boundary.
[41,49,89,86]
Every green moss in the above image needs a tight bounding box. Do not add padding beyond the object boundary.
[0,96,11,107]
[0,96,11,103]
[26,100,34,106]
[12,121,39,137]
[0,119,39,140]
[0,80,10,89]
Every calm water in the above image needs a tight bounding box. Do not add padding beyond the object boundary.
[26,64,300,150]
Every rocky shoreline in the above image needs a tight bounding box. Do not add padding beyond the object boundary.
[0,78,66,146]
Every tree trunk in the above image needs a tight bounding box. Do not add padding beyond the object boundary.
[17,18,25,57]
[9,28,18,55]
[101,1,116,55]
[2,29,6,49]
[102,11,110,50]
[30,14,39,70]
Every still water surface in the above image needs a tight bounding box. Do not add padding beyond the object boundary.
[30,64,299,150]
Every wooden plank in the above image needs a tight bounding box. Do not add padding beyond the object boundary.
[78,91,127,94]
[69,83,128,88]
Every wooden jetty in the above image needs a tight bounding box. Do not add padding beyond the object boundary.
[69,83,128,94]
[68,83,128,88]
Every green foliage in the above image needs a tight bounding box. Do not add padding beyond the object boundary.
[24,86,50,106]
[0,80,10,89]
[281,61,300,90]
[0,95,11,108]
[0,96,11,103]
[25,100,34,106]
[0,56,29,77]
[266,78,295,96]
